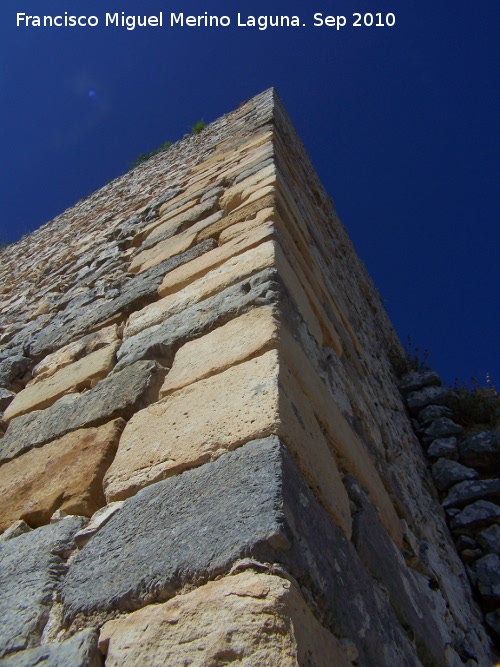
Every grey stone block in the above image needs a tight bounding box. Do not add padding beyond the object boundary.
[424,417,463,441]
[450,501,500,533]
[418,404,453,426]
[0,629,101,667]
[406,386,450,414]
[0,361,166,464]
[427,437,458,460]
[431,459,479,492]
[399,370,441,395]
[28,240,217,359]
[62,436,429,666]
[442,479,500,510]
[458,431,500,474]
[114,268,282,371]
[0,517,84,658]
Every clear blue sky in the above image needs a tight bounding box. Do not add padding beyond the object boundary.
[0,0,498,386]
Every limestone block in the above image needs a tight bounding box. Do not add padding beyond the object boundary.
[158,222,274,297]
[123,241,276,339]
[0,360,165,464]
[0,420,125,532]
[31,325,119,382]
[115,268,280,371]
[0,517,84,658]
[128,230,197,274]
[3,342,120,422]
[195,195,275,243]
[100,571,354,667]
[29,240,216,359]
[219,163,275,212]
[63,437,421,666]
[218,207,273,244]
[0,629,102,667]
[160,306,279,394]
[105,349,351,537]
[140,210,224,253]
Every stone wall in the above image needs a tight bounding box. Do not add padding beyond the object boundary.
[0,89,494,665]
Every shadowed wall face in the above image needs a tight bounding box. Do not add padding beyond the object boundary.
[0,90,493,666]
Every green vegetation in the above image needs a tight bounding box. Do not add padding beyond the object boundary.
[444,377,499,431]
[129,140,173,170]
[388,336,430,379]
[191,119,205,135]
[129,119,206,171]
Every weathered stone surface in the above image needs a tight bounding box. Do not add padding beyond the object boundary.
[123,241,276,339]
[63,437,423,666]
[100,571,354,667]
[406,386,450,414]
[0,521,32,543]
[0,629,102,667]
[0,361,165,464]
[423,417,464,441]
[160,306,279,395]
[28,240,216,359]
[458,431,500,474]
[0,355,31,391]
[31,325,119,382]
[3,342,120,422]
[105,349,351,537]
[0,420,124,532]
[399,370,442,395]
[442,479,500,510]
[74,501,124,548]
[450,501,500,533]
[418,404,453,426]
[427,437,458,460]
[431,459,479,492]
[477,524,500,555]
[114,268,281,371]
[0,517,84,658]
[157,222,274,297]
[344,475,448,666]
[129,229,197,274]
[473,554,500,604]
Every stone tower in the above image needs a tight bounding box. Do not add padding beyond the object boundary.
[0,89,493,665]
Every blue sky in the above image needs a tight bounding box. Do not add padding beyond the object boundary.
[0,0,498,386]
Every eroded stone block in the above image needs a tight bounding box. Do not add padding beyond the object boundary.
[3,342,119,422]
[0,517,84,658]
[0,361,165,464]
[62,437,422,666]
[0,420,125,532]
[123,241,276,339]
[114,268,281,371]
[104,349,351,537]
[100,571,354,667]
